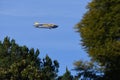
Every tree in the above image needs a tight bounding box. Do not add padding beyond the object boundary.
[73,60,104,80]
[57,67,74,80]
[76,0,120,79]
[0,37,59,80]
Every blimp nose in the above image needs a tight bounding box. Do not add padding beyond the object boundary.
[53,25,58,28]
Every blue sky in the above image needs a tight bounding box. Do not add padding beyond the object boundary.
[0,0,90,75]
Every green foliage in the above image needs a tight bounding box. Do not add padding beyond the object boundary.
[73,60,104,80]
[57,67,74,80]
[0,37,59,80]
[76,0,120,79]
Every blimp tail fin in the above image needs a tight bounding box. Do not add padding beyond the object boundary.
[34,22,40,27]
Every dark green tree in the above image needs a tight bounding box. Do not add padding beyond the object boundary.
[0,37,59,80]
[76,0,120,79]
[73,60,104,80]
[57,67,74,80]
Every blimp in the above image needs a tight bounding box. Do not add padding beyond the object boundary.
[34,22,58,29]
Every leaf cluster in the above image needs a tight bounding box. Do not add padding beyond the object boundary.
[0,37,59,80]
[76,0,120,79]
